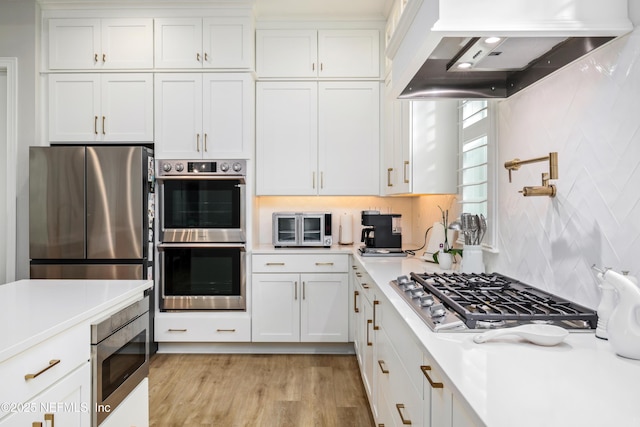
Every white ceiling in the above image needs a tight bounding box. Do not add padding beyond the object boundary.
[253,0,393,20]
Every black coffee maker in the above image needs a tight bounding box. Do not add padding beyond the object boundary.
[359,211,406,257]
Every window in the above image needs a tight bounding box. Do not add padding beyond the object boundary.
[458,100,497,251]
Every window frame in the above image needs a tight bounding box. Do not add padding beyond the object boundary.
[457,100,499,253]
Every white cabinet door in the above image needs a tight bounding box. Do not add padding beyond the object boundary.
[202,73,252,158]
[0,362,91,427]
[154,18,203,69]
[252,273,300,342]
[256,81,318,195]
[154,73,203,158]
[49,18,100,69]
[101,74,153,142]
[318,30,380,78]
[202,17,252,69]
[256,29,318,77]
[49,74,100,142]
[100,19,154,69]
[48,18,152,69]
[256,29,379,78]
[300,273,349,342]
[49,74,153,143]
[318,82,380,195]
[383,77,412,195]
[101,378,149,427]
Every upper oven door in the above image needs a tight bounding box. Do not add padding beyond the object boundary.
[159,177,245,243]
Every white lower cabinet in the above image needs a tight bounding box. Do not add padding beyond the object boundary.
[252,254,349,343]
[155,313,251,342]
[101,377,149,427]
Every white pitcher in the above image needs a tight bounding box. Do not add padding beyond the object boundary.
[601,269,640,359]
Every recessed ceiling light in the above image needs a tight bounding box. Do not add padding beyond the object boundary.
[485,37,501,44]
[457,62,473,69]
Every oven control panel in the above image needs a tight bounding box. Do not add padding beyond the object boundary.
[158,159,246,176]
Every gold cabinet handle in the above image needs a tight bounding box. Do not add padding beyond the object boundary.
[395,404,412,425]
[197,52,201,61]
[266,262,285,266]
[94,116,98,135]
[302,281,306,300]
[205,52,208,61]
[352,265,357,269]
[378,359,389,374]
[312,62,315,71]
[216,329,236,332]
[355,272,362,277]
[25,359,60,380]
[102,116,106,135]
[94,53,98,63]
[204,133,208,152]
[320,171,324,189]
[45,413,54,427]
[196,133,200,152]
[403,160,410,183]
[420,365,444,389]
[315,262,334,266]
[373,300,380,330]
[168,328,187,332]
[354,290,360,313]
[362,283,370,289]
[366,319,373,346]
[312,171,316,189]
[102,53,106,63]
[294,281,298,300]
[33,423,43,427]
[387,167,393,187]
[320,62,324,71]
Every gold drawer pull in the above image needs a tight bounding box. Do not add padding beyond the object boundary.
[355,272,362,277]
[25,359,60,380]
[420,365,444,389]
[396,404,412,425]
[266,262,285,266]
[378,359,389,374]
[315,262,334,266]
[366,319,373,346]
[354,290,360,313]
[362,283,370,289]
[216,329,236,332]
[45,413,54,427]
[168,328,187,332]
[373,300,380,330]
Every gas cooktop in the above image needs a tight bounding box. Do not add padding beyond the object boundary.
[391,272,598,332]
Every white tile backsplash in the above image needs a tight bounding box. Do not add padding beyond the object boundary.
[488,29,640,308]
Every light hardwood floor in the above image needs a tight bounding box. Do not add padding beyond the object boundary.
[148,353,375,427]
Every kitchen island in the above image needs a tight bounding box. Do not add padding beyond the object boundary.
[0,279,152,426]
[350,248,640,427]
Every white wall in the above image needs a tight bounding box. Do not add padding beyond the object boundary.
[0,0,37,280]
[486,21,640,309]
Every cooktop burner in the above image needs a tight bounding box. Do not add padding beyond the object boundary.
[391,272,597,332]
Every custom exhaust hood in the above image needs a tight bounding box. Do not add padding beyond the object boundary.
[388,0,632,99]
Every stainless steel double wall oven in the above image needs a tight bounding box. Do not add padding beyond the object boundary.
[157,160,246,310]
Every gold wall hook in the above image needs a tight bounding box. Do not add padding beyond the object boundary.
[505,152,558,197]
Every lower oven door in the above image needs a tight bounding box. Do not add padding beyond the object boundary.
[93,312,149,426]
[159,243,246,310]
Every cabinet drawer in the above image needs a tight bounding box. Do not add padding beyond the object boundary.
[383,303,423,395]
[252,254,348,273]
[0,322,89,418]
[155,314,250,342]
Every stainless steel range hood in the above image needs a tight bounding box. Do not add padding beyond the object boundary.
[388,0,632,99]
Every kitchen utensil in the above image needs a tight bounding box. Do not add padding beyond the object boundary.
[478,213,487,244]
[473,324,569,346]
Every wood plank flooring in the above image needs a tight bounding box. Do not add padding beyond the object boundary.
[148,354,375,427]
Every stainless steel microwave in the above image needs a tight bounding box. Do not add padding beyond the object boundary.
[272,212,333,248]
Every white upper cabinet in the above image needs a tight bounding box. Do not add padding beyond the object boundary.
[48,73,154,142]
[256,81,379,196]
[48,18,153,69]
[154,73,253,159]
[154,17,252,69]
[256,29,380,78]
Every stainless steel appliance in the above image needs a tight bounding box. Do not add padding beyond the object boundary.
[29,146,157,354]
[29,146,154,279]
[92,294,149,426]
[390,272,597,332]
[156,159,247,311]
[272,212,332,248]
[359,211,406,257]
[156,159,246,243]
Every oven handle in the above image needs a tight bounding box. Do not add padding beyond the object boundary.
[157,243,246,250]
[156,175,246,184]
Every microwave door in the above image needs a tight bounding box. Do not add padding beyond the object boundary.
[301,215,321,245]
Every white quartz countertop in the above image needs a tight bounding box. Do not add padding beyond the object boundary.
[0,279,153,363]
[347,249,640,427]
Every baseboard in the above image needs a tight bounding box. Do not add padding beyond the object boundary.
[157,341,356,354]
